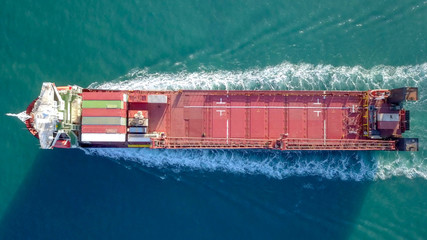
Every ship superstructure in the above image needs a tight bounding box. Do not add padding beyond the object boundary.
[23,83,418,151]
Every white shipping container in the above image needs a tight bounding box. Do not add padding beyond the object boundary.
[81,133,126,142]
[147,95,167,103]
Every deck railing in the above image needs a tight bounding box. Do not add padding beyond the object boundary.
[152,137,272,149]
[283,138,395,150]
[151,137,396,151]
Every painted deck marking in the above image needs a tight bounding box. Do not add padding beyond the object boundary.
[216,109,226,116]
[216,98,226,104]
[313,110,322,117]
[226,119,229,144]
[324,119,327,145]
[314,99,321,105]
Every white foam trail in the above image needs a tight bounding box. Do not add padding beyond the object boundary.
[82,148,374,181]
[88,62,427,91]
[83,62,427,181]
[82,148,426,181]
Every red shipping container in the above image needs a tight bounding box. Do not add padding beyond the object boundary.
[82,108,127,117]
[81,125,126,134]
[128,94,147,103]
[82,91,126,101]
[128,110,149,118]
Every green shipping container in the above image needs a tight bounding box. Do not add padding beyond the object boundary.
[82,117,126,125]
[82,100,124,109]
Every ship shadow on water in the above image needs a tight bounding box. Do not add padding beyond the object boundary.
[0,148,379,239]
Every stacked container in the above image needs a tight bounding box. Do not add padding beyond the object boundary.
[127,110,150,143]
[80,92,128,142]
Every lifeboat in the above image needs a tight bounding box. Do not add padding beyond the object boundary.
[369,89,391,100]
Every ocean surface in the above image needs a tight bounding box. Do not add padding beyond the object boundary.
[1,0,427,239]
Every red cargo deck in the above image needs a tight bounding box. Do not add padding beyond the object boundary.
[113,90,401,150]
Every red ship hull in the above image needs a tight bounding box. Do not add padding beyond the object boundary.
[23,83,419,151]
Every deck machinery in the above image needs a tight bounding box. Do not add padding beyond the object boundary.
[23,83,418,151]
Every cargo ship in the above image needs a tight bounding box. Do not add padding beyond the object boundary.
[20,83,419,151]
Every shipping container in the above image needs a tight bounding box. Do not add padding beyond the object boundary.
[128,118,149,127]
[82,117,126,125]
[148,95,167,103]
[82,108,127,117]
[377,113,400,121]
[82,100,125,109]
[82,92,127,101]
[128,127,147,133]
[82,125,126,134]
[128,144,151,148]
[81,133,126,142]
[127,134,152,142]
[128,94,147,103]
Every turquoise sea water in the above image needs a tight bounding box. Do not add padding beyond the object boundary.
[1,0,427,239]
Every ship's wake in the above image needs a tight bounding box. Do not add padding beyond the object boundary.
[82,148,426,181]
[84,62,427,181]
[89,62,427,92]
